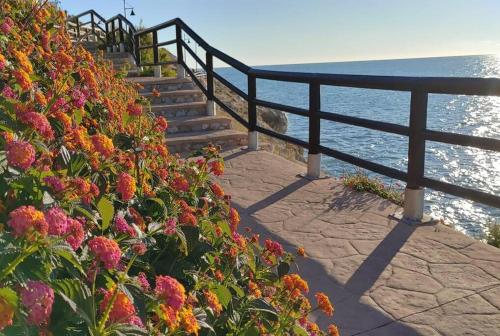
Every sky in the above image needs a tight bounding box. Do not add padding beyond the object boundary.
[60,0,500,66]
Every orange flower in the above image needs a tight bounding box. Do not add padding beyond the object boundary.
[328,324,340,336]
[204,290,222,315]
[13,50,33,74]
[315,292,334,316]
[209,160,224,176]
[179,306,200,335]
[13,69,32,91]
[248,281,262,298]
[91,133,115,158]
[229,208,240,231]
[117,172,136,201]
[283,274,309,297]
[210,183,224,198]
[0,296,14,331]
[297,247,306,257]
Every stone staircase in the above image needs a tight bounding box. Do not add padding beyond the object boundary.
[102,51,248,154]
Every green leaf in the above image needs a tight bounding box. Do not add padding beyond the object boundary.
[241,326,259,336]
[212,284,232,308]
[142,198,167,221]
[247,299,278,321]
[74,108,84,125]
[108,323,148,336]
[292,325,309,336]
[228,283,245,298]
[0,287,18,308]
[51,279,94,327]
[277,261,290,278]
[97,196,114,231]
[68,153,88,176]
[51,242,84,275]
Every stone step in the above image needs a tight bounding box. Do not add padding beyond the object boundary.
[167,115,232,134]
[104,52,133,59]
[111,58,134,66]
[127,77,195,93]
[167,129,247,154]
[151,101,207,119]
[142,89,205,105]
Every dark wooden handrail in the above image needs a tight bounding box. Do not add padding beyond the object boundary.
[71,10,500,213]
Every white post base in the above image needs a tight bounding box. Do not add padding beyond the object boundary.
[248,131,259,151]
[119,43,125,53]
[113,45,119,52]
[207,100,216,116]
[403,187,425,221]
[154,65,162,78]
[307,153,321,179]
[177,63,186,79]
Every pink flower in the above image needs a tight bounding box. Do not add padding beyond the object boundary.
[154,116,168,132]
[0,18,13,34]
[88,236,122,270]
[127,102,143,116]
[44,207,68,236]
[7,206,48,238]
[71,88,87,108]
[18,112,54,140]
[129,315,144,328]
[44,176,65,193]
[113,216,136,236]
[6,140,36,170]
[66,217,85,250]
[1,86,16,99]
[132,243,147,255]
[20,281,54,326]
[137,272,150,292]
[265,239,284,257]
[171,173,189,192]
[164,218,177,235]
[155,276,186,311]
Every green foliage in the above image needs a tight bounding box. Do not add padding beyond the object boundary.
[342,170,404,206]
[485,221,500,248]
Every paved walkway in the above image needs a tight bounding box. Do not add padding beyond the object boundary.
[218,149,500,336]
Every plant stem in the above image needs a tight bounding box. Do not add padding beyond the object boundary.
[0,244,38,282]
[96,254,137,333]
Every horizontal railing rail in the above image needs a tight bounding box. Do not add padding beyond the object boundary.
[72,10,500,219]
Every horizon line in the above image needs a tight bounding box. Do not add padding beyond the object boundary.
[214,53,497,69]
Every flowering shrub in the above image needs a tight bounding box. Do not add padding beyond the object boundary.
[0,1,339,335]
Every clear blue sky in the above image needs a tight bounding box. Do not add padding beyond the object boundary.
[61,0,500,66]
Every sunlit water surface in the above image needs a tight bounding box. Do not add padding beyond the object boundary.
[215,55,500,237]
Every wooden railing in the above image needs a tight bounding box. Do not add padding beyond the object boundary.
[71,11,500,220]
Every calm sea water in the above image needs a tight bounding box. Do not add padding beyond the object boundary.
[215,55,500,237]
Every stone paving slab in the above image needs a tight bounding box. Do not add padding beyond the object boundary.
[218,149,500,336]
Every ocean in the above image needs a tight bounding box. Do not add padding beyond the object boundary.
[214,55,500,237]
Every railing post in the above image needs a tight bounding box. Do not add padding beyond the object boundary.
[105,22,111,52]
[206,51,216,116]
[247,73,259,150]
[404,91,428,221]
[76,18,80,40]
[152,31,161,77]
[134,34,140,66]
[91,13,95,41]
[111,20,117,52]
[307,81,321,178]
[118,20,125,52]
[175,24,186,79]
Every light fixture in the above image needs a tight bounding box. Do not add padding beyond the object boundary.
[123,0,135,18]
